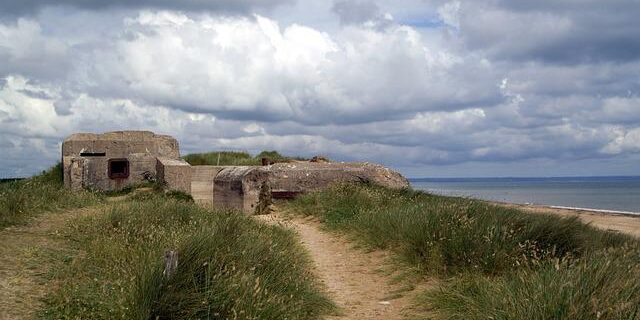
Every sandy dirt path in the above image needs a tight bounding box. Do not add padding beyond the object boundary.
[0,207,101,320]
[257,211,434,320]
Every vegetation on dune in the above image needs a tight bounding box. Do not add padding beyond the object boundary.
[429,246,640,319]
[182,150,298,166]
[0,163,102,229]
[43,193,333,319]
[286,183,640,319]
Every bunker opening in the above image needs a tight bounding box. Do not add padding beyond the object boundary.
[80,152,106,157]
[108,159,129,179]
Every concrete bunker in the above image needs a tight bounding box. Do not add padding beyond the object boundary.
[62,131,184,191]
[62,130,410,214]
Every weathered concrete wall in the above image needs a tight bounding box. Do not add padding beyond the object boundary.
[65,157,87,191]
[265,162,409,193]
[213,166,269,214]
[206,162,408,214]
[62,131,180,191]
[157,158,192,194]
[191,166,225,206]
[62,131,179,158]
[61,131,410,213]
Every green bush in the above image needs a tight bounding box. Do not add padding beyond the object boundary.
[0,163,102,229]
[164,190,195,202]
[43,197,333,319]
[255,150,288,162]
[182,150,297,166]
[183,151,258,166]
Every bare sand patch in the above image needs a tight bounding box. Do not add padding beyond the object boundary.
[257,211,435,320]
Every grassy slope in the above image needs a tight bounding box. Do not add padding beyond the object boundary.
[0,163,102,229]
[182,150,296,166]
[286,183,640,319]
[42,192,333,319]
[2,163,332,319]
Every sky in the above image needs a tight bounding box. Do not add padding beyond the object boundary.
[0,0,639,178]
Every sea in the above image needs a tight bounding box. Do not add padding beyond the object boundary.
[410,176,640,215]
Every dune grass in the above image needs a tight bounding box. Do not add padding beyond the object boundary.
[428,246,640,319]
[182,150,297,166]
[0,163,102,229]
[42,193,333,320]
[286,183,640,319]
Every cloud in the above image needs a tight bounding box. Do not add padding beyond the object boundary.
[0,0,292,17]
[0,19,70,80]
[64,12,500,124]
[1,3,640,178]
[331,0,394,28]
[450,0,640,63]
[602,128,640,155]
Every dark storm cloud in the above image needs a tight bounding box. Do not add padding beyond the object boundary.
[0,0,292,16]
[457,0,640,63]
[331,0,382,25]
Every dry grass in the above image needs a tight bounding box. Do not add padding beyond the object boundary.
[0,163,102,229]
[41,193,333,319]
[287,183,640,319]
[0,206,102,320]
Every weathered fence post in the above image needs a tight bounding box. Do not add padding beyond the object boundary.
[163,250,178,278]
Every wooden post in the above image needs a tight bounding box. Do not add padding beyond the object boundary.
[163,250,178,278]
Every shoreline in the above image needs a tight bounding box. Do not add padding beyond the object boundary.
[485,199,640,217]
[414,188,640,237]
[547,205,640,216]
[495,201,640,238]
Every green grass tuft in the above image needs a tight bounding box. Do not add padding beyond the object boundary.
[43,196,333,319]
[428,245,640,320]
[183,151,258,166]
[286,183,639,319]
[0,163,102,229]
[182,150,298,166]
[287,184,631,276]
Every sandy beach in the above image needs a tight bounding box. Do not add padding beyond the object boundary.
[499,202,640,238]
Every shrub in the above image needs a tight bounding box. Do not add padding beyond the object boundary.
[183,151,259,166]
[182,150,298,166]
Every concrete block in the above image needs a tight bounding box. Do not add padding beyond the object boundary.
[191,166,225,206]
[157,157,192,194]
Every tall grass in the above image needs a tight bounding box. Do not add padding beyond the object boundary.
[286,183,639,319]
[43,194,333,319]
[183,151,259,166]
[0,163,102,229]
[429,246,640,319]
[288,184,630,275]
[182,150,295,166]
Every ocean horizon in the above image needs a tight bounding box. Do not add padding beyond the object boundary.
[410,176,640,214]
